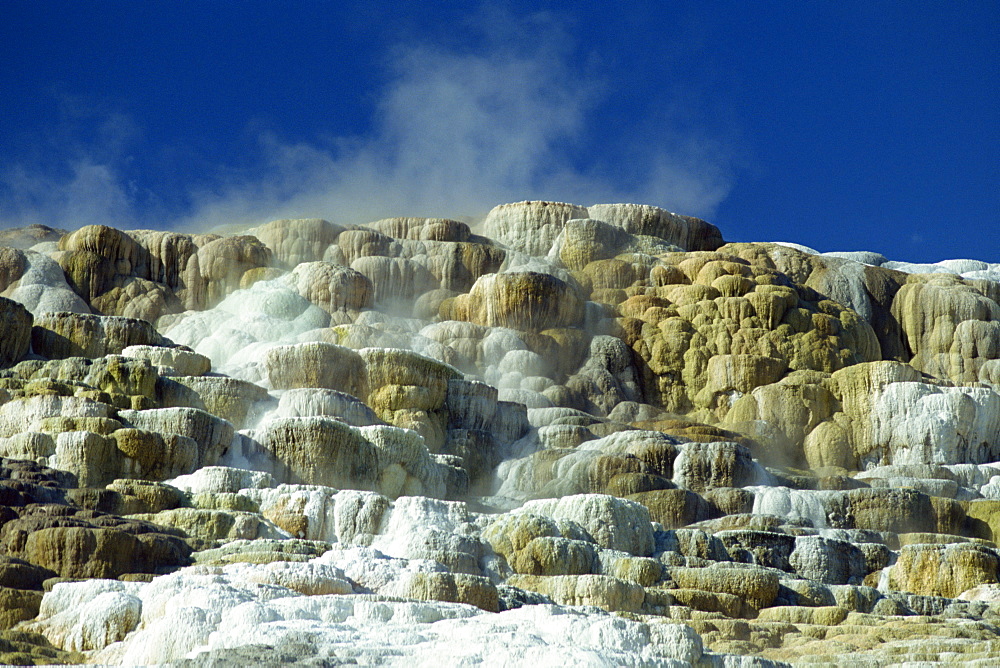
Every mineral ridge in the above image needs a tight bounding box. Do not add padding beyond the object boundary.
[0,202,999,666]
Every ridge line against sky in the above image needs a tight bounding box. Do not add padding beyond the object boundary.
[0,1,997,264]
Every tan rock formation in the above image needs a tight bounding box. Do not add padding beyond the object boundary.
[892,278,1000,382]
[482,201,590,257]
[0,587,44,630]
[32,312,166,359]
[131,508,266,542]
[289,261,374,315]
[627,489,714,529]
[669,563,780,611]
[251,218,344,268]
[889,543,1000,598]
[588,203,724,251]
[57,225,142,304]
[513,494,654,556]
[506,573,645,612]
[672,441,761,492]
[350,255,437,310]
[156,376,270,428]
[333,228,400,265]
[0,223,64,249]
[482,513,591,563]
[186,235,272,310]
[248,417,375,489]
[246,417,448,498]
[0,297,31,368]
[0,248,28,295]
[117,407,234,469]
[264,342,368,396]
[0,395,117,438]
[121,344,211,375]
[416,240,506,293]
[1,513,191,579]
[365,217,471,242]
[24,356,158,399]
[443,272,585,332]
[400,572,499,612]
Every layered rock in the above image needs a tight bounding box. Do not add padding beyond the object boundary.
[250,218,344,268]
[443,271,586,332]
[288,261,374,315]
[31,313,167,359]
[2,199,1000,666]
[0,297,31,368]
[483,201,590,257]
[587,203,724,252]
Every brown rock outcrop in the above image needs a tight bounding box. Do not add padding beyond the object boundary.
[444,272,585,332]
[482,201,590,257]
[32,312,166,359]
[251,218,344,268]
[588,203,724,252]
[0,297,32,368]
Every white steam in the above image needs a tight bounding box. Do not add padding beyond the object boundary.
[1,15,734,232]
[0,101,163,230]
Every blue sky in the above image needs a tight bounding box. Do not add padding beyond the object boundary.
[1,1,997,263]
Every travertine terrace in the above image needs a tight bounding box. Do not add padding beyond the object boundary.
[0,201,999,666]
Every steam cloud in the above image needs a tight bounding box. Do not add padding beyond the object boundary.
[1,13,734,232]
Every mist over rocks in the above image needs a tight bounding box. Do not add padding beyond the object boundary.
[0,200,998,665]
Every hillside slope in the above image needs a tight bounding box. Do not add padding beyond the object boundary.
[0,201,999,665]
